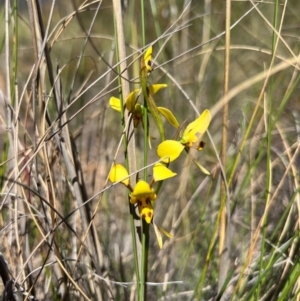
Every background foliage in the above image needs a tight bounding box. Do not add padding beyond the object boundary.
[0,0,300,300]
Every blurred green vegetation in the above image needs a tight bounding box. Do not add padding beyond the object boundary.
[0,0,300,300]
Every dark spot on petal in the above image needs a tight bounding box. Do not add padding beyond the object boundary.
[198,141,205,149]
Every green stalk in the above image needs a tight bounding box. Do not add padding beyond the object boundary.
[139,51,149,301]
[113,4,140,298]
[139,2,150,296]
[277,258,300,301]
[137,104,150,300]
[0,6,5,52]
[140,0,145,47]
[149,0,162,41]
[140,218,150,300]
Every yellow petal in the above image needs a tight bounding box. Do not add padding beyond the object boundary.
[125,89,140,112]
[144,46,153,73]
[153,163,177,182]
[156,223,172,238]
[192,158,210,175]
[109,164,129,186]
[130,180,156,199]
[148,84,167,95]
[157,140,185,163]
[153,222,172,249]
[148,133,152,149]
[181,109,211,144]
[133,104,143,127]
[138,198,154,224]
[153,222,163,249]
[158,107,180,128]
[109,96,121,112]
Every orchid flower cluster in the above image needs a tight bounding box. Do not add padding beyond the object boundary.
[109,47,211,248]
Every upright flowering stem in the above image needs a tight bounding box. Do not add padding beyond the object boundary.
[109,40,186,299]
[140,219,150,300]
[140,0,146,47]
[140,86,150,301]
[112,0,140,296]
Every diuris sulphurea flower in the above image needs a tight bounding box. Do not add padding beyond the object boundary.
[110,46,180,140]
[140,46,165,141]
[109,163,176,248]
[109,84,179,129]
[129,180,156,224]
[157,109,211,174]
[143,46,153,73]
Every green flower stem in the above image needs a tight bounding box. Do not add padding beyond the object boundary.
[140,219,150,300]
[113,1,140,297]
[140,96,150,300]
[140,0,145,47]
[140,0,150,292]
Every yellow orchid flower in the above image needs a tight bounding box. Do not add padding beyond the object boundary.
[144,46,153,73]
[180,109,211,149]
[109,84,179,129]
[157,109,211,172]
[109,163,176,223]
[109,91,139,113]
[125,89,140,112]
[130,180,156,223]
[110,84,167,113]
[109,162,175,247]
